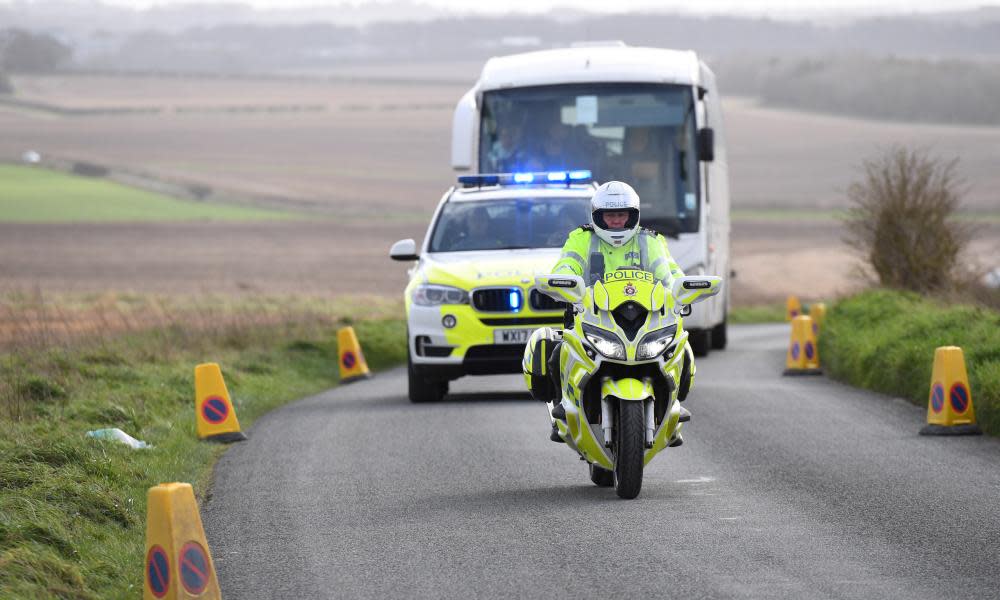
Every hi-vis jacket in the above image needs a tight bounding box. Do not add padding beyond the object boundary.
[553,225,684,286]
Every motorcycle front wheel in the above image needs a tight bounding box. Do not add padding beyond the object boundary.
[613,401,645,499]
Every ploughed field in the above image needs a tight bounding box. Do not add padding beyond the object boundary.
[1,69,998,304]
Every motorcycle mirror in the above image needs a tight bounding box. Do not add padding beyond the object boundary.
[535,274,584,304]
[672,275,723,308]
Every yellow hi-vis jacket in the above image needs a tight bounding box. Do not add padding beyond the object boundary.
[552,225,684,286]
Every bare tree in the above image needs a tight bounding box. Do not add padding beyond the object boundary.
[844,146,971,293]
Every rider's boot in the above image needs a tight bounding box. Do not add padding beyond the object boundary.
[550,402,566,421]
[549,401,567,442]
[678,405,691,422]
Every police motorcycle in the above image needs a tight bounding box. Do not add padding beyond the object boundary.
[523,256,722,499]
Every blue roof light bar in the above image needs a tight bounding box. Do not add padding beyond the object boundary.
[457,170,593,188]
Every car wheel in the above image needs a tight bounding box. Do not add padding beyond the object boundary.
[408,349,446,403]
[689,328,711,357]
[711,318,727,350]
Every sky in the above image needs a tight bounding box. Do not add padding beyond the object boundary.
[13,0,1000,19]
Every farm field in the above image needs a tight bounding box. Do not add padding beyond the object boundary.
[0,164,293,222]
[0,70,998,306]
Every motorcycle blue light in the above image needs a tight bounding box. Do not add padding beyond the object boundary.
[568,170,592,180]
[513,173,534,183]
[547,171,568,182]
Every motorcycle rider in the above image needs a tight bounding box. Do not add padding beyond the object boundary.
[553,180,682,285]
[546,181,688,439]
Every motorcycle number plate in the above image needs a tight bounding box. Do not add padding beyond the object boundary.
[493,328,534,344]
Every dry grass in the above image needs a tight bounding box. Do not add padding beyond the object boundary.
[0,290,402,420]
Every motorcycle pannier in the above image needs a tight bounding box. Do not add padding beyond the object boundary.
[523,327,560,403]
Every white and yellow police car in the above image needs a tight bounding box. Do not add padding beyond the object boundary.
[390,171,595,403]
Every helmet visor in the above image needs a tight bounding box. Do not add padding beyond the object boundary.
[593,208,639,232]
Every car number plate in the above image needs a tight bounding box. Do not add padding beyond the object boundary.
[493,328,534,344]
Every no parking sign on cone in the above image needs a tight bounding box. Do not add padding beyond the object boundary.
[920,346,982,436]
[194,363,247,443]
[783,315,822,376]
[338,326,372,383]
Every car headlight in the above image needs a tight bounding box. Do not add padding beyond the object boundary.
[413,284,469,306]
[582,323,625,360]
[636,326,677,360]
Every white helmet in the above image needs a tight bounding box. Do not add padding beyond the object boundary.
[590,181,641,246]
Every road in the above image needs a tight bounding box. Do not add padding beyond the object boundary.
[202,324,1000,599]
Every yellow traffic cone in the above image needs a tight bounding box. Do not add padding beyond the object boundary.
[808,302,827,337]
[144,483,222,600]
[194,363,247,443]
[920,346,982,436]
[783,315,822,376]
[338,326,372,383]
[786,295,803,321]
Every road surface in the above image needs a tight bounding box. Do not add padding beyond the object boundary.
[203,324,1000,599]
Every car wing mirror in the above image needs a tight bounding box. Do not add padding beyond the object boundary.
[390,238,418,261]
[535,274,585,304]
[672,276,722,312]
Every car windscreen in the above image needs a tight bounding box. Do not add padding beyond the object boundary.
[479,83,700,235]
[429,197,591,252]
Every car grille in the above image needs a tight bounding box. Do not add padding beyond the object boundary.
[529,289,568,312]
[473,288,523,312]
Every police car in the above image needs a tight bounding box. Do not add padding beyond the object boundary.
[390,171,595,403]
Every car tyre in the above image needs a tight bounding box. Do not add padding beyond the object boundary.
[408,349,447,403]
[689,328,712,357]
[711,318,727,350]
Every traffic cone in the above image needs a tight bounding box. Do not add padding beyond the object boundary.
[338,326,372,383]
[783,315,822,376]
[920,346,982,436]
[809,302,827,337]
[144,482,222,600]
[194,363,247,443]
[785,295,802,321]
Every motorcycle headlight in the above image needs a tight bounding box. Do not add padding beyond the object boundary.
[636,326,677,360]
[413,284,469,306]
[582,323,625,360]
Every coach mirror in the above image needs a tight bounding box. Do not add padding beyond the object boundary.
[697,128,715,162]
[390,239,419,261]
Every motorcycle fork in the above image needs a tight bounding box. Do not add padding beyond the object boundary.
[601,397,656,449]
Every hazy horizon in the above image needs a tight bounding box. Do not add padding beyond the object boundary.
[4,0,1000,21]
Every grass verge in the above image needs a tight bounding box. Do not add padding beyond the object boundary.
[820,289,1000,435]
[0,297,405,598]
[0,164,294,222]
[730,303,788,324]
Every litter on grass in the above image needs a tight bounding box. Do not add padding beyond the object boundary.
[86,428,152,449]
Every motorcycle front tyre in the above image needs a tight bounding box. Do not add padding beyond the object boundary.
[613,401,645,499]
